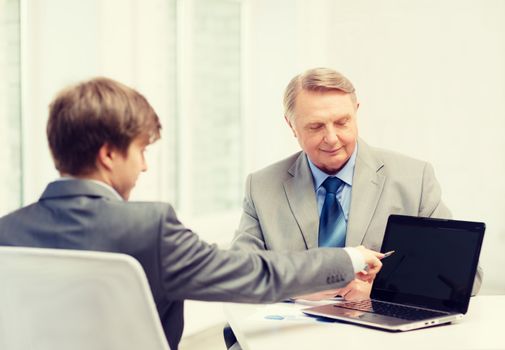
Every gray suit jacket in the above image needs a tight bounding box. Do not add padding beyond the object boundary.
[0,180,356,350]
[232,139,482,293]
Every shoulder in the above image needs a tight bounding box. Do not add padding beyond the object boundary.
[101,200,177,228]
[112,200,174,216]
[358,140,429,174]
[0,203,37,227]
[98,201,187,244]
[376,147,427,168]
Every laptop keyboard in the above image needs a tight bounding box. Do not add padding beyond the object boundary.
[335,300,448,321]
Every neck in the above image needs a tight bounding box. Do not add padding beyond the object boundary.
[60,169,111,187]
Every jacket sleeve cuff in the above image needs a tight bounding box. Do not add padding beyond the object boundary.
[343,247,366,274]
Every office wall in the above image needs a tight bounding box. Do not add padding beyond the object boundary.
[245,0,505,294]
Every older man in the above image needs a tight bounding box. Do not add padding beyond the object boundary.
[232,67,482,301]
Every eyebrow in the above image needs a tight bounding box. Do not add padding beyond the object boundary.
[304,121,324,128]
[336,114,351,121]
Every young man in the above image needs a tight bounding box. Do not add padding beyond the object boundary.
[0,77,383,350]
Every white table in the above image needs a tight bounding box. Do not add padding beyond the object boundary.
[224,295,505,350]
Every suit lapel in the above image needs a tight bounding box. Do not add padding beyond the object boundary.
[283,153,319,249]
[346,140,386,247]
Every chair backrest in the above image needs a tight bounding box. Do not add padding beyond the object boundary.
[0,246,170,350]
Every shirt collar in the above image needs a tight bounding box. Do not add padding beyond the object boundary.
[307,142,358,191]
[56,176,124,201]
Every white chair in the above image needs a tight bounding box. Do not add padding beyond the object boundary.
[0,246,170,350]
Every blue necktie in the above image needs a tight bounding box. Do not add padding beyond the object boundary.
[318,177,346,247]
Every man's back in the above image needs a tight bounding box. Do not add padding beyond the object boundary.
[0,179,185,348]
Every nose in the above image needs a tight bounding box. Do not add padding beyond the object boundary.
[323,126,340,145]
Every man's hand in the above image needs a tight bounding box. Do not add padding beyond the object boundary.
[355,245,383,282]
[293,289,341,301]
[294,280,372,302]
[335,279,372,301]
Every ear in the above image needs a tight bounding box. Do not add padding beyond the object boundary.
[284,115,297,138]
[97,143,115,171]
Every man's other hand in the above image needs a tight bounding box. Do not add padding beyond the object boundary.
[335,279,372,301]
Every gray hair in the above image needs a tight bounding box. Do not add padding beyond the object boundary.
[283,67,357,121]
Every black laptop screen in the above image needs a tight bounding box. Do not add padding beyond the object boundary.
[371,215,485,314]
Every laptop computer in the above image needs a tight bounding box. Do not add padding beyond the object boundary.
[303,214,485,331]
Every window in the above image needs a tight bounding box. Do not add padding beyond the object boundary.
[176,0,243,217]
[0,0,22,215]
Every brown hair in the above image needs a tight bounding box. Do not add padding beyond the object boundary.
[283,67,357,121]
[47,77,161,175]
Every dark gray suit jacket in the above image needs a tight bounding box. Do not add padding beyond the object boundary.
[0,179,356,349]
